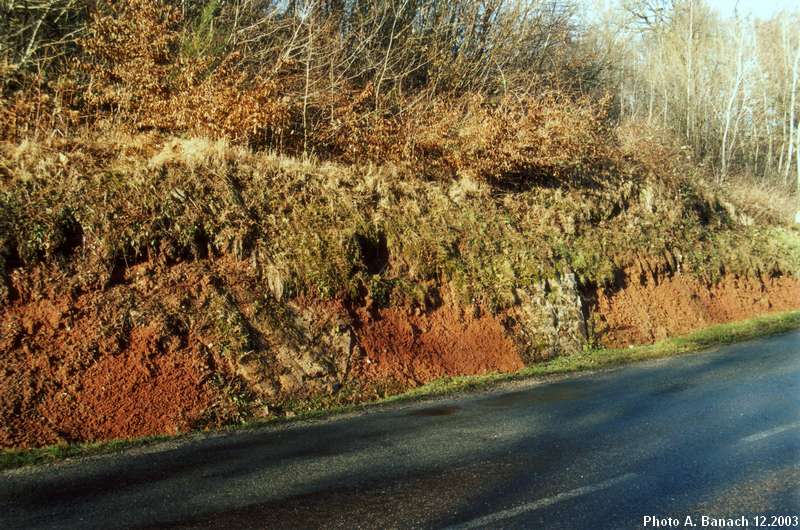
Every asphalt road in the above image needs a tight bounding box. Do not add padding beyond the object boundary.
[2,331,799,530]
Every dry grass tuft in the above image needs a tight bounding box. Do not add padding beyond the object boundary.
[725,179,798,226]
[149,137,238,169]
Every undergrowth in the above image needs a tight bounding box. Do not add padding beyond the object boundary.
[1,1,795,306]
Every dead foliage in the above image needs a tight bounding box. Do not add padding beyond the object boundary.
[1,0,616,190]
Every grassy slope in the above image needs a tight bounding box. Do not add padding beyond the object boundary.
[1,133,799,461]
[3,135,799,312]
[3,309,799,472]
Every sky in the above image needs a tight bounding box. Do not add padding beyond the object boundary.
[702,0,798,19]
[582,0,799,22]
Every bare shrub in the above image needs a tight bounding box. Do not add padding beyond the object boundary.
[77,0,291,144]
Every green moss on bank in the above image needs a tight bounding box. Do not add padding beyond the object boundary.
[3,137,799,314]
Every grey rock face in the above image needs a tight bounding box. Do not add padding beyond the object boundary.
[233,299,362,400]
[508,273,588,363]
[273,302,362,394]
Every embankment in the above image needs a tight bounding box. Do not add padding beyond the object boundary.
[2,135,799,449]
[2,260,799,449]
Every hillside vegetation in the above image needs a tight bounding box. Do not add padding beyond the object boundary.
[1,0,799,449]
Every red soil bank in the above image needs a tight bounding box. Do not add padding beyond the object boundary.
[0,271,218,449]
[354,304,523,385]
[595,272,800,347]
[2,264,799,449]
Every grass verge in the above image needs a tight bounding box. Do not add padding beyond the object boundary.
[3,309,799,472]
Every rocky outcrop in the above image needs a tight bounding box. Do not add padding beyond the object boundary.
[225,297,363,399]
[508,273,589,363]
[3,256,799,449]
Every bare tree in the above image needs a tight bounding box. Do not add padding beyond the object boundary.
[0,0,86,74]
[606,0,800,189]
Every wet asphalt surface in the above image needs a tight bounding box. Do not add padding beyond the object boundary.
[2,331,799,530]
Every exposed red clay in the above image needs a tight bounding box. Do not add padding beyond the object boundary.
[2,261,799,449]
[354,304,524,386]
[595,272,800,347]
[0,266,220,449]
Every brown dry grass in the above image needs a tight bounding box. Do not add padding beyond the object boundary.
[2,126,798,314]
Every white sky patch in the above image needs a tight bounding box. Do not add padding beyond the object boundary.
[705,0,799,19]
[578,0,799,24]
